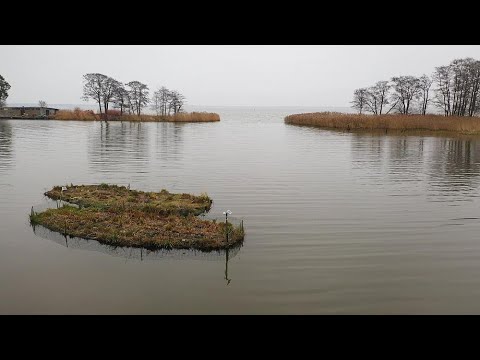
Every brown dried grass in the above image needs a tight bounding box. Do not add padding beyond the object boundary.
[54,108,99,121]
[54,110,220,122]
[285,112,480,134]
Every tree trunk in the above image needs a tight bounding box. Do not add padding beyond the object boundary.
[103,102,109,121]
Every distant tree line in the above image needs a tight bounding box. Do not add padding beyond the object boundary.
[352,58,480,117]
[82,73,186,120]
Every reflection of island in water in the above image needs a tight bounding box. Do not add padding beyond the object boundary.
[156,122,184,162]
[31,222,242,284]
[350,132,480,199]
[87,122,186,175]
[88,122,150,174]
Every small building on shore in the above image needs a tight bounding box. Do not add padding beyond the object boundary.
[0,106,59,119]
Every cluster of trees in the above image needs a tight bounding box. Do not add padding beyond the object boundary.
[352,58,480,117]
[82,73,149,119]
[0,75,11,107]
[82,73,186,120]
[352,76,432,115]
[433,58,480,116]
[151,87,185,116]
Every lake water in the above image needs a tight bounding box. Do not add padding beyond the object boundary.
[2,106,480,314]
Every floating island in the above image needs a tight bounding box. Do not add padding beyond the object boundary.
[30,184,244,251]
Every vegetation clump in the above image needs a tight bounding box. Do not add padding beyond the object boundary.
[31,184,244,250]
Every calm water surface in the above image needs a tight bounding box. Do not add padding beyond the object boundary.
[2,107,480,314]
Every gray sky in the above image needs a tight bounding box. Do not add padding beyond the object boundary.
[2,45,480,107]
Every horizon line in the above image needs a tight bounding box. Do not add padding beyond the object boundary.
[7,102,352,108]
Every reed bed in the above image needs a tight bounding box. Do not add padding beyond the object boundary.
[53,111,220,122]
[285,112,480,134]
[54,108,99,121]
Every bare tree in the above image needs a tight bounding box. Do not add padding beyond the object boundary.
[82,73,122,121]
[433,65,452,116]
[168,90,186,114]
[38,100,47,108]
[126,81,149,116]
[467,60,480,116]
[450,58,477,116]
[160,87,171,116]
[365,81,391,115]
[112,83,129,116]
[351,88,369,114]
[102,77,122,120]
[0,75,11,107]
[151,87,167,116]
[82,73,107,116]
[417,74,432,115]
[151,89,161,115]
[390,76,420,115]
[151,87,175,116]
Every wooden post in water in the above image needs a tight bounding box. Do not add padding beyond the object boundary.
[225,214,228,245]
[223,210,232,246]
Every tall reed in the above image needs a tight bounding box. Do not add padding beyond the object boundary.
[54,108,99,121]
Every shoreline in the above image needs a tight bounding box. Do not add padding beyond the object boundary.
[286,123,480,138]
[0,111,221,123]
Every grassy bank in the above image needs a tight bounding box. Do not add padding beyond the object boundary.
[31,184,244,250]
[285,112,480,134]
[53,109,220,122]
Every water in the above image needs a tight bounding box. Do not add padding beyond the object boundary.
[2,107,480,314]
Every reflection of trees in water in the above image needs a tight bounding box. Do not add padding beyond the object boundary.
[88,122,150,174]
[427,138,480,193]
[350,133,426,185]
[386,137,425,181]
[350,133,385,166]
[350,132,480,195]
[0,121,13,171]
[155,123,184,162]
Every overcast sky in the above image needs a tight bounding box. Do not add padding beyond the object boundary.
[2,45,480,107]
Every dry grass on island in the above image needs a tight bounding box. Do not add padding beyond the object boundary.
[285,112,480,135]
[53,109,220,123]
[30,184,244,251]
